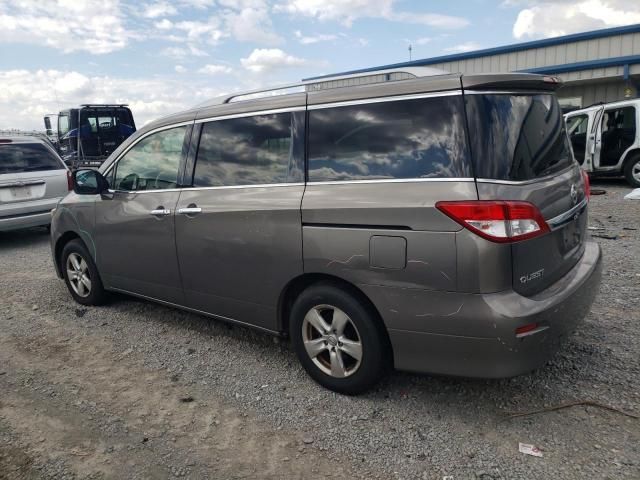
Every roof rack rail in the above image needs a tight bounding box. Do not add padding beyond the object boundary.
[0,129,49,138]
[80,104,130,108]
[208,66,449,107]
[0,129,57,147]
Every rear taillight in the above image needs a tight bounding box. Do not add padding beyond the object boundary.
[436,201,550,243]
[67,170,73,191]
[581,169,590,200]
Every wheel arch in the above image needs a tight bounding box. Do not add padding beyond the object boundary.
[54,231,83,277]
[622,148,640,168]
[277,273,394,362]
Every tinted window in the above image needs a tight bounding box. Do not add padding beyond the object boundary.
[113,126,187,191]
[0,143,62,174]
[58,115,70,136]
[307,96,472,181]
[466,94,572,181]
[193,112,304,187]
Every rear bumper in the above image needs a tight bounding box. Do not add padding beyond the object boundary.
[361,241,602,378]
[0,209,54,232]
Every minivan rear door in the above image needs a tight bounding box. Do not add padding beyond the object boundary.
[464,90,588,296]
[0,141,68,214]
[175,98,307,331]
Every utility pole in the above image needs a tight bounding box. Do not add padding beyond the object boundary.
[408,44,412,61]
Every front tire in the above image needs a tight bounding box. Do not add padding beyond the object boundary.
[623,154,640,188]
[289,283,389,395]
[61,239,107,306]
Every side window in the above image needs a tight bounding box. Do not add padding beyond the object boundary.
[307,96,472,181]
[602,107,636,134]
[193,112,304,187]
[58,115,70,136]
[566,114,588,136]
[114,126,187,191]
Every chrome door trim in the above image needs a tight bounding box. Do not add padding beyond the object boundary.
[463,90,559,96]
[476,165,575,186]
[307,178,474,186]
[195,106,306,124]
[0,180,46,188]
[107,182,305,195]
[308,90,462,110]
[547,197,588,230]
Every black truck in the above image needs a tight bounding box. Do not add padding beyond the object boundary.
[44,105,136,168]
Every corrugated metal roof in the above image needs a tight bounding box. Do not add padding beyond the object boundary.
[305,24,640,81]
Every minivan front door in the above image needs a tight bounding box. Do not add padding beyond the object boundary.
[95,125,190,304]
[175,110,306,331]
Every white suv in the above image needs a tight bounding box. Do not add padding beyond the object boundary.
[565,98,640,187]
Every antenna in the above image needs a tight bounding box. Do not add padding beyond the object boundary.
[408,44,412,61]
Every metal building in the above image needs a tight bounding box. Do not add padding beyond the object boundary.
[307,24,640,110]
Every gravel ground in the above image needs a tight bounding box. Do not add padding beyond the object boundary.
[1,178,639,480]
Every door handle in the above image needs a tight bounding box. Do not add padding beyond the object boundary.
[178,206,202,215]
[150,208,171,216]
[178,207,202,215]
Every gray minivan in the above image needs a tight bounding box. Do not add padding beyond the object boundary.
[1,133,70,231]
[51,68,602,394]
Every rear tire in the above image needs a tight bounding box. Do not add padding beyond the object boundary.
[61,239,107,306]
[623,154,640,188]
[289,283,389,395]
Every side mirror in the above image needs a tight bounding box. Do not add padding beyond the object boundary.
[73,169,109,195]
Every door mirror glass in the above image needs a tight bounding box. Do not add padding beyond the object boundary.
[73,169,109,195]
[44,116,53,134]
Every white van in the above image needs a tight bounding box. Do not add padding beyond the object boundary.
[565,98,640,187]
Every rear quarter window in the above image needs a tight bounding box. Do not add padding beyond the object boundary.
[307,95,472,181]
[0,143,63,174]
[465,93,573,181]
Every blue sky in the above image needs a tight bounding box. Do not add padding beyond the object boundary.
[1,0,640,130]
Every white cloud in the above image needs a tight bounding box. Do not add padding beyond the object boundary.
[443,41,482,53]
[179,0,216,7]
[0,69,225,131]
[198,64,233,75]
[142,2,177,18]
[161,45,210,58]
[154,18,174,30]
[276,0,468,28]
[0,0,131,54]
[174,65,187,73]
[240,48,314,73]
[224,7,283,45]
[511,0,640,39]
[173,18,227,44]
[294,30,338,44]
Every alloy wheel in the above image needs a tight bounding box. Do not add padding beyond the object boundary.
[301,304,363,378]
[632,160,640,184]
[66,252,92,298]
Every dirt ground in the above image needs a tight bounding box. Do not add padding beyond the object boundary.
[0,301,360,479]
[1,179,639,480]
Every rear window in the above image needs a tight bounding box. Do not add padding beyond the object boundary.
[465,94,572,181]
[0,143,63,174]
[307,95,472,181]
